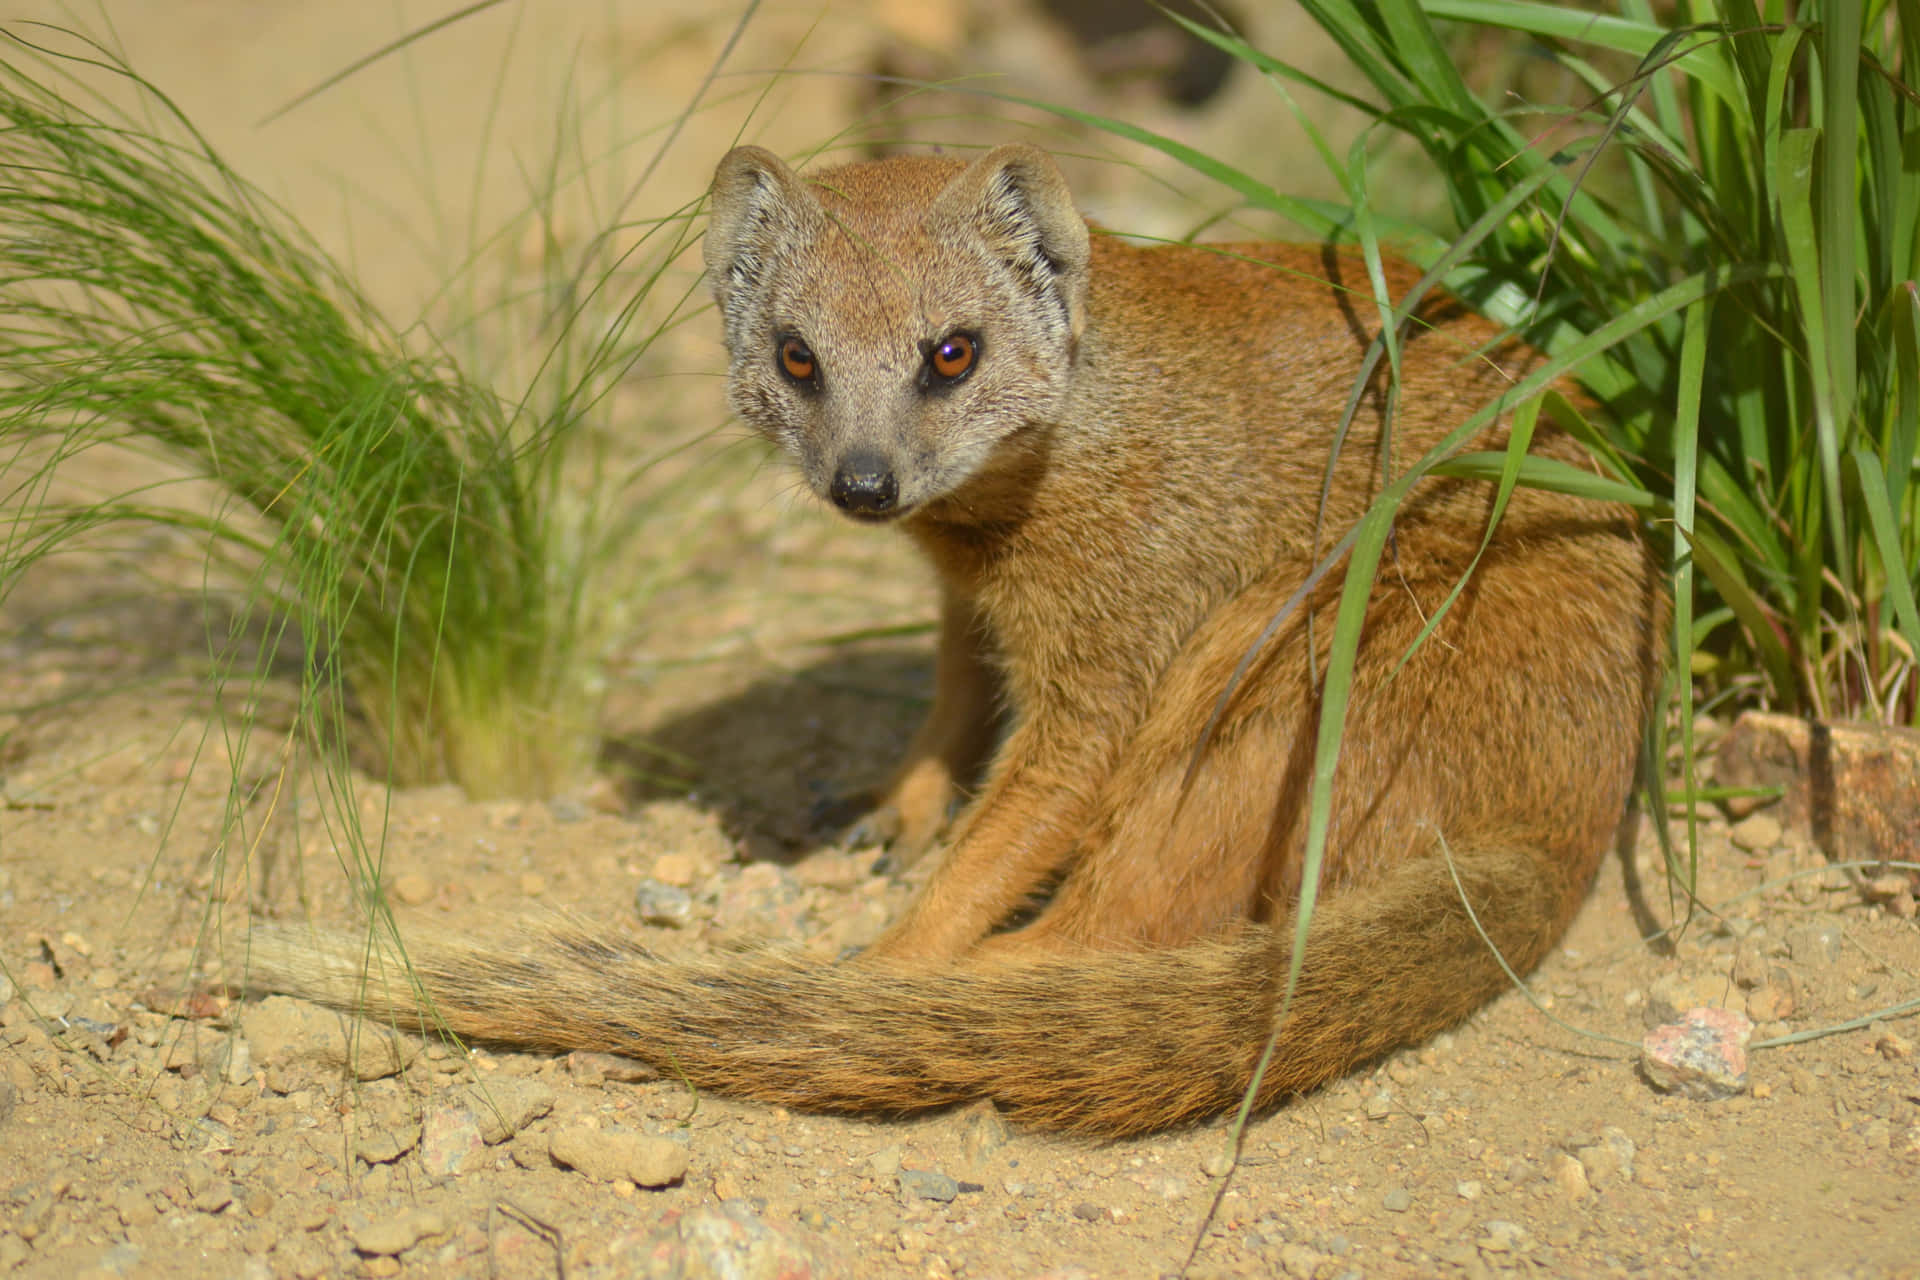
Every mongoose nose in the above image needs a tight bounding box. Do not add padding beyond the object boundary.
[829,454,899,516]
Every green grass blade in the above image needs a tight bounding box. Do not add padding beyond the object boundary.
[1849,446,1920,660]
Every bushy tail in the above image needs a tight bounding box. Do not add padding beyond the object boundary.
[247,844,1566,1136]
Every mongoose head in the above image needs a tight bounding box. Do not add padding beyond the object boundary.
[704,144,1091,524]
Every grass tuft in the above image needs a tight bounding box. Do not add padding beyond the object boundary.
[0,28,702,801]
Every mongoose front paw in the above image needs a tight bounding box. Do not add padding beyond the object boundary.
[809,789,900,844]
[809,787,952,868]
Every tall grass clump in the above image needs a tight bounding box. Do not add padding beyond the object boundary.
[1189,0,1917,732]
[1058,1,1918,1197]
[0,33,697,801]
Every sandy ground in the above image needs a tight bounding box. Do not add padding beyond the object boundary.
[3,4,1918,1278]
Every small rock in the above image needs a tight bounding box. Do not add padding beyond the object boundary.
[205,1035,253,1086]
[1550,1153,1590,1201]
[548,1126,690,1187]
[350,1208,446,1256]
[419,1107,486,1177]
[957,1099,1011,1172]
[1381,1186,1412,1213]
[1200,1150,1237,1178]
[864,1144,903,1178]
[634,880,694,928]
[1479,1220,1529,1253]
[1641,1007,1752,1099]
[1280,1243,1328,1278]
[1728,812,1782,851]
[463,1079,556,1144]
[115,1188,158,1228]
[1787,921,1844,967]
[191,1183,235,1215]
[1573,1128,1636,1185]
[614,1199,841,1278]
[390,874,435,907]
[1646,974,1717,1025]
[1745,981,1796,1022]
[1875,1027,1914,1060]
[898,1169,959,1203]
[1071,1202,1105,1222]
[651,853,699,887]
[353,1120,421,1165]
[791,852,867,890]
[566,1050,656,1084]
[242,997,419,1081]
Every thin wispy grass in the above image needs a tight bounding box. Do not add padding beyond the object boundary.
[0,27,708,804]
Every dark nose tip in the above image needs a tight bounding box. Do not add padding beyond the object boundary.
[829,453,899,516]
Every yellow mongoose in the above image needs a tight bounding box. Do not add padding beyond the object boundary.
[252,144,1664,1135]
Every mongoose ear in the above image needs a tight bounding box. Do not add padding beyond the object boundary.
[933,144,1092,341]
[704,146,815,313]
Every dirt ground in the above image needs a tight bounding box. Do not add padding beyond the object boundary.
[3,5,1919,1279]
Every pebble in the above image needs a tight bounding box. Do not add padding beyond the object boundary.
[418,1107,485,1177]
[390,873,435,907]
[1070,1201,1104,1222]
[1787,921,1844,966]
[1745,981,1796,1022]
[617,1200,839,1280]
[354,1120,421,1165]
[1573,1128,1636,1185]
[635,879,695,928]
[566,1050,657,1084]
[1874,1027,1914,1060]
[1728,812,1782,850]
[957,1099,1011,1172]
[1550,1153,1590,1202]
[1381,1186,1412,1213]
[651,852,699,887]
[1280,1243,1328,1278]
[191,1182,235,1215]
[242,996,419,1080]
[462,1078,557,1143]
[548,1126,690,1187]
[1479,1219,1530,1253]
[1641,1007,1752,1099]
[350,1208,447,1256]
[898,1169,959,1203]
[114,1188,157,1227]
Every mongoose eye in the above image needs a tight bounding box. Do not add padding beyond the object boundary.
[778,336,817,384]
[928,333,977,383]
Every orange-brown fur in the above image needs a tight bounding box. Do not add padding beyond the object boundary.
[250,145,1665,1136]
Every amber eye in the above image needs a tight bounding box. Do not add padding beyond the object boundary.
[929,333,976,382]
[778,336,816,384]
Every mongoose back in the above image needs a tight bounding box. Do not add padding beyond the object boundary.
[251,144,1665,1136]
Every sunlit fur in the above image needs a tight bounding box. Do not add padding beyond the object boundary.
[251,145,1665,1136]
